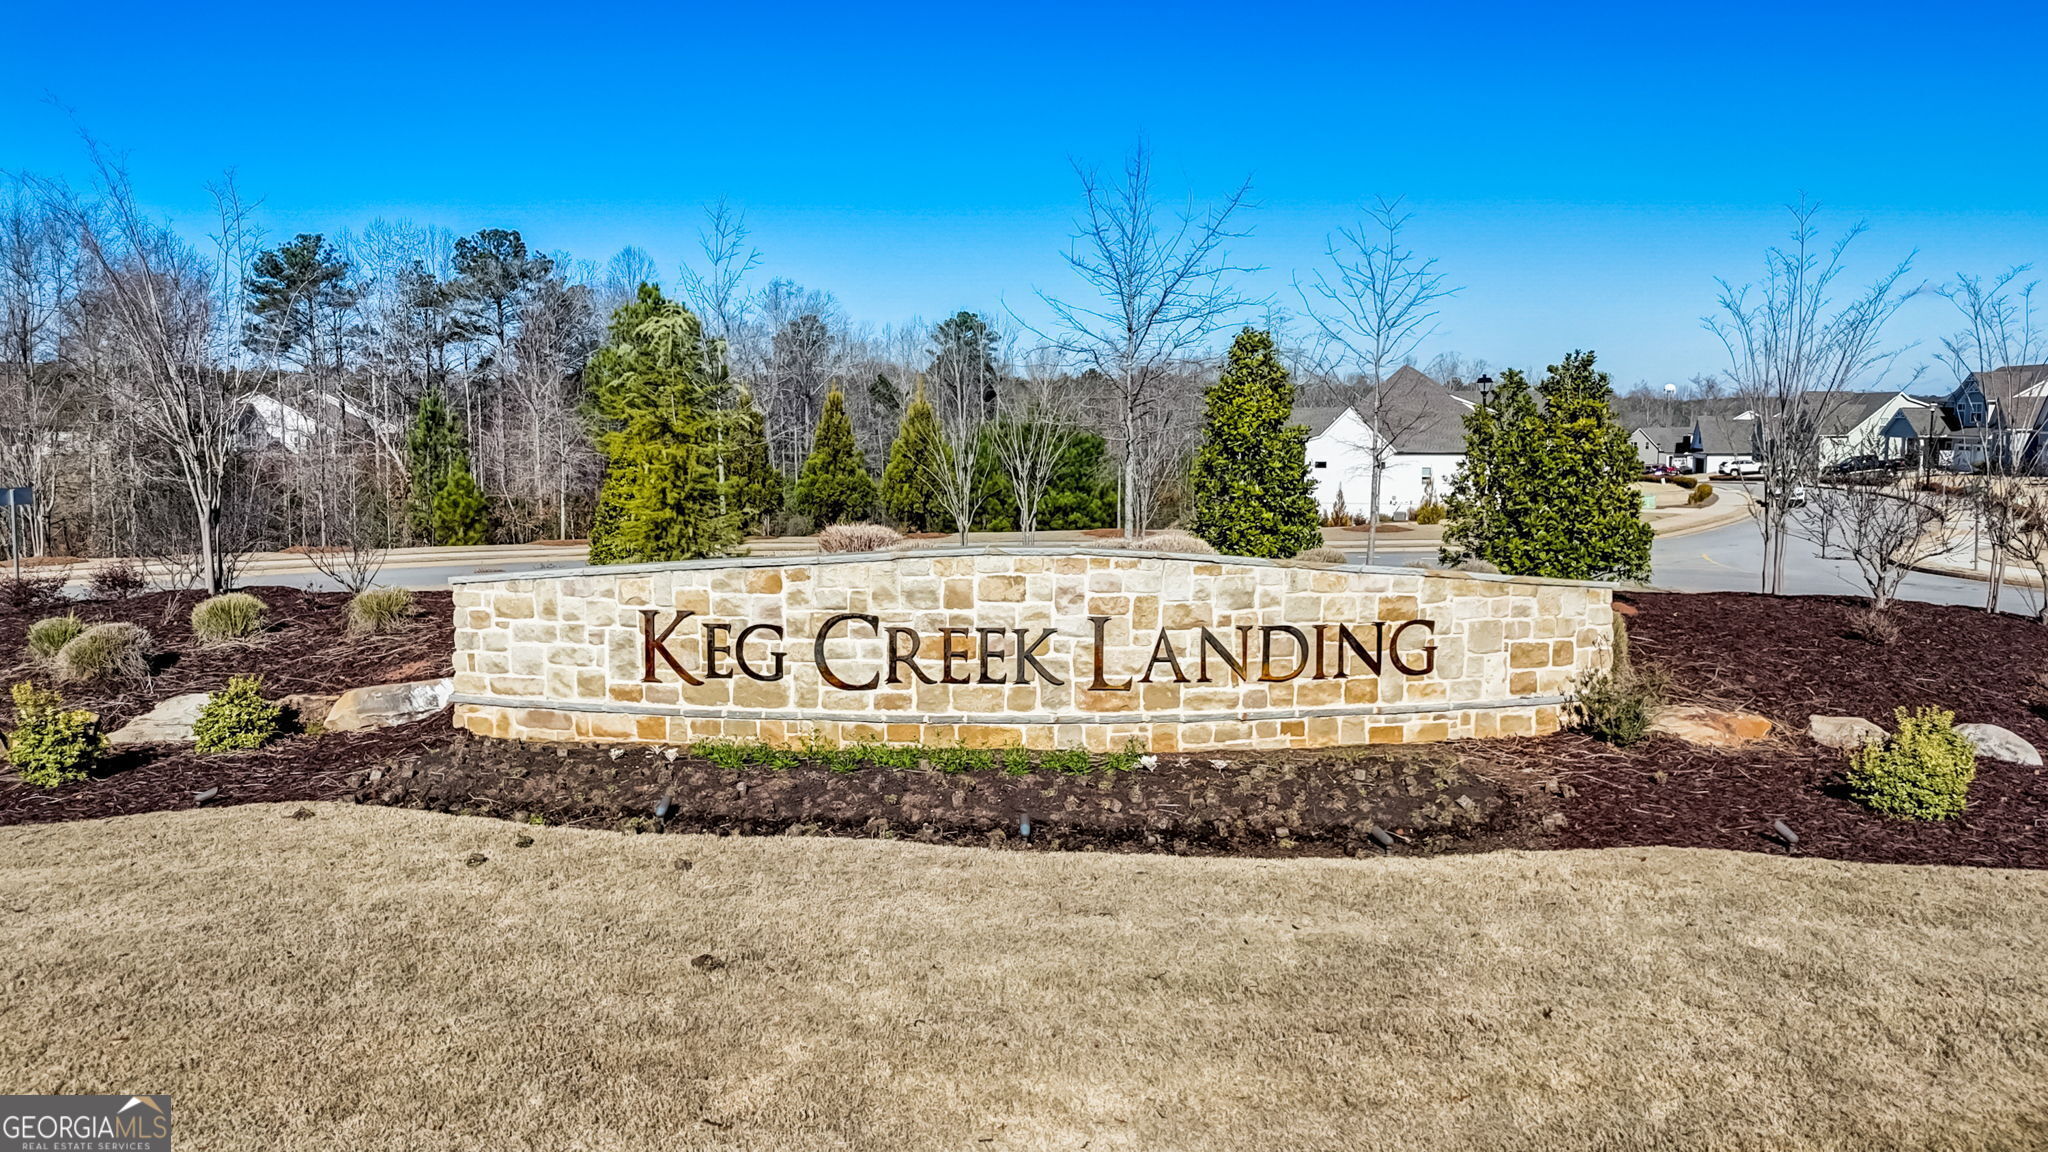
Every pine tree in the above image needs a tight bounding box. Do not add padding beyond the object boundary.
[433,457,491,546]
[1185,328,1323,558]
[721,390,784,533]
[585,284,739,564]
[880,381,951,531]
[404,389,488,545]
[1440,352,1652,580]
[793,388,877,527]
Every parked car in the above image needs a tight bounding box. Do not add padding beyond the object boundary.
[1642,463,1679,478]
[1722,457,1765,478]
[1824,454,1908,476]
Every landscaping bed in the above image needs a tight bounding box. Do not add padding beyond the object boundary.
[0,586,453,729]
[5,584,2048,869]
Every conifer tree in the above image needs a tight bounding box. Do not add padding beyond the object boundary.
[585,284,739,564]
[404,388,489,545]
[1441,352,1652,580]
[433,457,491,546]
[792,388,877,527]
[721,389,784,533]
[880,381,951,531]
[1185,328,1323,558]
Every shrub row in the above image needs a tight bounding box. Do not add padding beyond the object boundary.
[691,739,1149,776]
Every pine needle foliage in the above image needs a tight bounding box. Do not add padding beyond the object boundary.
[586,285,741,564]
[793,388,877,528]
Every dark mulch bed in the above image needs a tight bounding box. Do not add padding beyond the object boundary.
[0,586,453,729]
[0,717,452,828]
[349,735,1528,858]
[6,585,2048,869]
[1510,592,2048,869]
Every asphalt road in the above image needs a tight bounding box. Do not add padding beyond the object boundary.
[231,506,2037,615]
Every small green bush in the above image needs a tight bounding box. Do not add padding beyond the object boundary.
[695,740,799,771]
[930,746,994,774]
[1571,615,1662,747]
[5,681,102,788]
[347,587,415,636]
[1688,482,1714,506]
[1412,501,1447,525]
[26,615,86,662]
[53,622,151,683]
[1042,748,1092,775]
[1292,547,1349,564]
[191,592,268,644]
[1571,670,1660,746]
[192,675,285,753]
[1848,706,1977,820]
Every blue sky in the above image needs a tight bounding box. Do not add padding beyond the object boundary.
[6,0,2044,388]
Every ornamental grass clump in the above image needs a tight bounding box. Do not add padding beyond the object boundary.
[25,615,86,663]
[5,681,102,788]
[347,587,415,636]
[53,622,151,684]
[1292,547,1349,564]
[1847,706,1977,820]
[192,675,285,753]
[816,523,902,554]
[191,592,268,644]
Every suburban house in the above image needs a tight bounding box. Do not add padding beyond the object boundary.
[1638,389,1931,474]
[1630,425,1690,468]
[1883,365,2048,472]
[1293,367,1471,519]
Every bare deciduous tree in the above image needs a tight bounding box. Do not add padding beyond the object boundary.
[1936,264,2042,613]
[1706,199,1919,595]
[1034,145,1259,536]
[1297,196,1458,563]
[1798,478,1958,612]
[987,344,1074,544]
[39,148,265,593]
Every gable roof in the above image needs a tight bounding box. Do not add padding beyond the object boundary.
[1963,364,2048,406]
[1289,405,1352,437]
[1632,425,1691,452]
[1816,391,1909,438]
[1688,415,1759,455]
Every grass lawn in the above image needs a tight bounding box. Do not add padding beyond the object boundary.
[3,804,2046,1150]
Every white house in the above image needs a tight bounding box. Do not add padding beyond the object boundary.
[1293,369,1470,518]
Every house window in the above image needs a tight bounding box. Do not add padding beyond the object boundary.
[1421,467,1433,481]
[1313,461,1327,468]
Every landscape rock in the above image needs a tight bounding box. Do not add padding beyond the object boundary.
[1808,715,1886,750]
[106,693,211,747]
[325,678,453,733]
[1649,705,1774,748]
[1954,723,2043,766]
[281,693,341,730]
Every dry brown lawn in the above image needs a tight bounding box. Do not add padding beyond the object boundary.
[2,805,2046,1151]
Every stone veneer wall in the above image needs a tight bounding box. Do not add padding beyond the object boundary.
[450,548,1613,753]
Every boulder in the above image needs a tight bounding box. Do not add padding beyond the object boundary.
[1954,723,2044,766]
[1649,705,1774,748]
[106,693,211,748]
[325,678,453,734]
[280,693,341,730]
[1808,715,1886,750]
